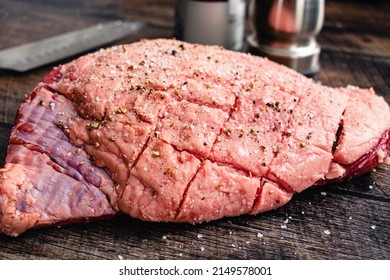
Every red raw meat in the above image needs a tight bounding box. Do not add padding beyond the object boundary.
[0,39,389,236]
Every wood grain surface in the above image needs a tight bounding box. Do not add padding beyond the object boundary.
[0,0,389,259]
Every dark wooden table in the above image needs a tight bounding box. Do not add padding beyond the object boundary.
[0,0,389,259]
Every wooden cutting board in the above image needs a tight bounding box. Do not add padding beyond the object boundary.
[0,0,389,259]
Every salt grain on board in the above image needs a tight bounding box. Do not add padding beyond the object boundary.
[257,232,263,238]
[324,230,331,235]
[371,225,376,230]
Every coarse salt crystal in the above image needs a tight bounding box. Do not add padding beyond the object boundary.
[197,234,203,239]
[118,255,123,260]
[321,192,327,196]
[257,232,263,238]
[371,225,376,230]
[200,247,205,252]
[162,235,167,240]
[301,211,305,215]
[368,185,373,189]
[324,230,331,235]
[284,218,289,224]
[281,224,287,229]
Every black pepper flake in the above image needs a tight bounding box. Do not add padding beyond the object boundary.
[266,102,280,111]
[179,44,185,50]
[86,122,100,130]
[164,168,174,175]
[116,107,128,114]
[171,49,178,56]
[136,84,144,90]
[55,120,64,128]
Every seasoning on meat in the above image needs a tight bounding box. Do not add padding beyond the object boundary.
[0,39,389,236]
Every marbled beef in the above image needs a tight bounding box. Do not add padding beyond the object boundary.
[0,39,389,236]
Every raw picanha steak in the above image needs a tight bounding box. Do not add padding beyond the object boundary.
[0,39,389,236]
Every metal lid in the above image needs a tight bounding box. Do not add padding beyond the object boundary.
[247,33,320,76]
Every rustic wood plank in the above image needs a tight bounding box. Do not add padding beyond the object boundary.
[0,182,388,259]
[0,123,11,167]
[319,1,390,57]
[0,0,174,49]
[314,50,390,103]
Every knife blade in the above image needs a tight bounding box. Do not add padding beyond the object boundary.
[0,20,145,72]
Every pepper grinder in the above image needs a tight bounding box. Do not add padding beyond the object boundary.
[174,0,246,51]
[247,0,325,75]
